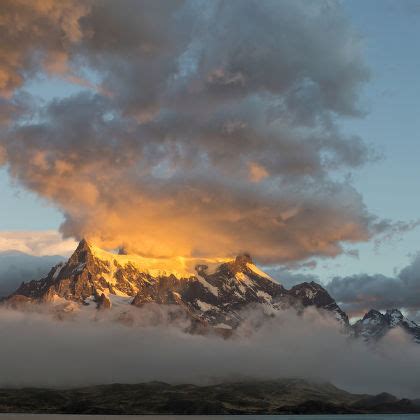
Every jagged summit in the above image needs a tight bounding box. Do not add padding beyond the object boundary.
[354,308,420,343]
[385,308,404,326]
[68,238,94,263]
[73,238,92,253]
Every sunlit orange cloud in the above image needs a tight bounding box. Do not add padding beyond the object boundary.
[248,162,269,183]
[10,152,374,262]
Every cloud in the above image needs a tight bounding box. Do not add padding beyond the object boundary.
[0,0,89,97]
[0,0,415,263]
[326,252,420,321]
[0,305,419,398]
[0,231,77,256]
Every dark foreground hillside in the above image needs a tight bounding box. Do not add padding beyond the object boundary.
[0,379,419,415]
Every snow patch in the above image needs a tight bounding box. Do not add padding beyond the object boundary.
[235,272,254,287]
[52,263,64,280]
[214,323,232,330]
[108,295,133,307]
[196,275,219,296]
[72,262,86,274]
[89,243,229,279]
[257,290,272,302]
[246,263,275,282]
[305,289,316,299]
[196,300,215,312]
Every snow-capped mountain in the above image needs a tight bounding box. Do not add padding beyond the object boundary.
[4,239,419,343]
[353,308,420,344]
[3,239,348,330]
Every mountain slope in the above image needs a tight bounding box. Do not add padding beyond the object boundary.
[3,239,347,329]
[0,379,419,414]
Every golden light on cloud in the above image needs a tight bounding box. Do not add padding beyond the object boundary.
[248,162,269,183]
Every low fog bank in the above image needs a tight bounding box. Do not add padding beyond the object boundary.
[0,305,418,398]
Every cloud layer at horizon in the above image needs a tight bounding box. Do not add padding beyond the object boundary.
[0,0,415,263]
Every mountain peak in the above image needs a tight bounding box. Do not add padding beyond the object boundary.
[68,238,94,264]
[234,253,253,265]
[364,309,383,319]
[74,238,92,252]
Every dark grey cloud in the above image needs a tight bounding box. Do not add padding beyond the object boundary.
[326,253,420,322]
[0,0,415,262]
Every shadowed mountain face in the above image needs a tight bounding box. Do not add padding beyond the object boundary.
[3,239,420,342]
[0,379,419,414]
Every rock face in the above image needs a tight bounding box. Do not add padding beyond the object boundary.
[353,308,420,343]
[3,239,347,330]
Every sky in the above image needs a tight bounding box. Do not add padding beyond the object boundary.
[0,0,419,284]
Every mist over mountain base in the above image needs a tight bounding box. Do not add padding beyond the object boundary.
[0,304,419,399]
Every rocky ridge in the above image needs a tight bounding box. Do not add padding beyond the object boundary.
[3,239,420,342]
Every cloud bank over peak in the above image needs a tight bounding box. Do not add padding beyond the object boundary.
[0,0,414,262]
